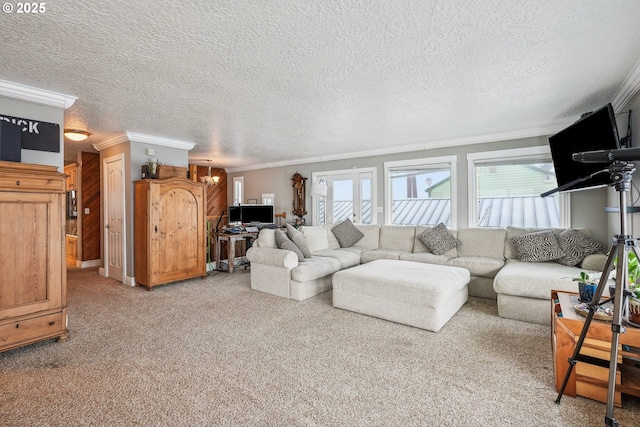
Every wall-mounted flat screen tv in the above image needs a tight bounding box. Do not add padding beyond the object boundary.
[548,103,620,192]
[228,205,274,224]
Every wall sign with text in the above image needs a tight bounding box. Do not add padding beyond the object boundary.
[0,114,60,153]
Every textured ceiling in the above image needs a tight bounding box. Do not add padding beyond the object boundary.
[1,0,640,170]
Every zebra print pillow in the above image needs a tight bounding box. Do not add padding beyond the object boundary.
[418,223,458,256]
[555,229,604,266]
[511,230,565,262]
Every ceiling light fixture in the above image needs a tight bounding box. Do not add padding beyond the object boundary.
[64,129,91,141]
[200,166,220,186]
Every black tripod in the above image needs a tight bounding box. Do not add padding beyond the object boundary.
[554,162,637,427]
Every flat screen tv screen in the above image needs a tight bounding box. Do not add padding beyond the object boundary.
[548,103,620,192]
[228,205,274,224]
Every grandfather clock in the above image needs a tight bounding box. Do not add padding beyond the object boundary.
[291,172,307,218]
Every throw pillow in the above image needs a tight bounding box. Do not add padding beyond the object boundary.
[331,219,364,248]
[286,224,312,258]
[555,228,605,266]
[417,223,458,255]
[511,230,565,262]
[275,229,305,261]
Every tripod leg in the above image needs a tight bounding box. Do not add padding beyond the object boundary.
[555,242,618,404]
[604,237,632,427]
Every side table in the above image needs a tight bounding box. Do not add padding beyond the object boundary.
[551,290,640,406]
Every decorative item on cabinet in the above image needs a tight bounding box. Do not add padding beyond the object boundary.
[134,177,207,290]
[0,160,69,353]
[291,172,307,218]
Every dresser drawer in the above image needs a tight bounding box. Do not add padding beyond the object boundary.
[0,175,65,192]
[0,312,65,349]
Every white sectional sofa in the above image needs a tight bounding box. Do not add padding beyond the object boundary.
[246,223,608,325]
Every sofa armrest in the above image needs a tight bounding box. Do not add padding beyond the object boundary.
[246,246,299,269]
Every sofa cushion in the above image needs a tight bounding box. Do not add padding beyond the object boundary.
[275,229,305,261]
[494,259,586,299]
[417,223,458,255]
[313,249,362,269]
[361,249,410,263]
[504,226,565,259]
[445,256,505,278]
[413,226,458,256]
[291,256,341,282]
[456,228,506,259]
[331,219,364,248]
[511,230,565,262]
[555,228,605,266]
[379,225,416,252]
[286,224,312,258]
[399,252,453,266]
[257,228,278,248]
[301,226,330,253]
[354,224,381,250]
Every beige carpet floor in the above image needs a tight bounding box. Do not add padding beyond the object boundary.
[1,267,639,427]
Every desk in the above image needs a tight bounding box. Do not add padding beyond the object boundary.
[214,232,257,273]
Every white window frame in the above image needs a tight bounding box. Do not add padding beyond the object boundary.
[384,155,457,226]
[311,167,377,225]
[467,146,570,228]
[232,176,244,206]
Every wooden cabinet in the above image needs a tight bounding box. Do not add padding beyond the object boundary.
[64,163,77,191]
[552,290,640,406]
[66,235,77,259]
[134,178,206,290]
[0,161,69,353]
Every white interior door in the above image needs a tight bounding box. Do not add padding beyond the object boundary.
[104,154,125,282]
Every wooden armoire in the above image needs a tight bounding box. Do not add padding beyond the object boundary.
[0,161,69,352]
[134,178,207,290]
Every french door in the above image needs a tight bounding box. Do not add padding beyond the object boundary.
[312,168,375,225]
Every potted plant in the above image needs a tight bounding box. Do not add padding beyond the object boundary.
[629,284,640,326]
[609,250,640,326]
[571,271,599,302]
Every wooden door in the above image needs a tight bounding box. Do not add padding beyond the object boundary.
[104,154,125,282]
[0,192,63,319]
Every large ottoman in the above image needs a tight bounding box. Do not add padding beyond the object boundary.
[332,259,470,332]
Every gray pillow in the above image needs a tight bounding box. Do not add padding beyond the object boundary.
[417,223,458,255]
[275,229,304,261]
[511,230,565,262]
[331,219,364,248]
[286,224,312,258]
[555,229,605,266]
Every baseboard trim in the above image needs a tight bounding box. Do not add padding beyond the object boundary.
[75,259,101,268]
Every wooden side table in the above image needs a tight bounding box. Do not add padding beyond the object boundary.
[551,290,640,406]
[214,232,257,273]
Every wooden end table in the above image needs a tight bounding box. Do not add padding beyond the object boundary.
[551,290,640,406]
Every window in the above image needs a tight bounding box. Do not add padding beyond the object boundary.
[468,147,568,228]
[384,156,457,226]
[311,168,376,225]
[232,176,244,206]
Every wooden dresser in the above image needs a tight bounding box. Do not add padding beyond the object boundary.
[134,178,206,290]
[0,161,69,352]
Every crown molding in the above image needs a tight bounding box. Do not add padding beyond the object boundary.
[225,123,567,173]
[126,131,195,150]
[0,79,77,109]
[612,58,640,112]
[92,133,130,151]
